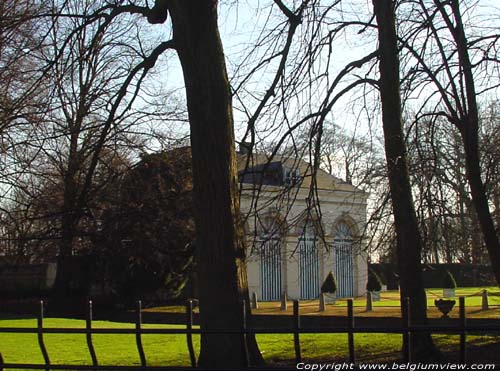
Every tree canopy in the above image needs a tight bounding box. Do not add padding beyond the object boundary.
[0,0,498,367]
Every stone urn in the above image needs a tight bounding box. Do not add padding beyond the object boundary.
[371,291,381,301]
[324,293,336,304]
[434,299,456,318]
[443,288,455,298]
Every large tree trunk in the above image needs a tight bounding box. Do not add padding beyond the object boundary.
[52,144,80,307]
[442,0,500,284]
[167,1,263,368]
[461,124,500,278]
[372,0,442,361]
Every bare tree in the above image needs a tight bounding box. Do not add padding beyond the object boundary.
[0,0,181,303]
[0,0,49,137]
[10,0,499,366]
[372,0,441,360]
[397,0,500,283]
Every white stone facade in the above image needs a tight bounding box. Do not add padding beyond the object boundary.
[239,154,368,301]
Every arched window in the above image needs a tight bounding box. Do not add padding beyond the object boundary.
[258,215,283,301]
[334,221,354,297]
[298,222,320,299]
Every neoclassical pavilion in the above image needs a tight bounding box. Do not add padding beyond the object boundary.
[238,149,368,301]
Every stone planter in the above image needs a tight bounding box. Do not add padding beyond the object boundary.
[435,299,456,318]
[443,288,455,298]
[324,293,336,304]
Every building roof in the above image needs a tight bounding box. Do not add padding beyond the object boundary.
[237,151,365,194]
[159,145,365,195]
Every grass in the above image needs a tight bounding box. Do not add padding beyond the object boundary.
[0,318,409,366]
[0,318,200,368]
[1,287,499,368]
[248,287,500,319]
[149,288,500,317]
[1,317,499,368]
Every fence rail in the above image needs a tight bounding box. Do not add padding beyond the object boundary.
[1,297,499,370]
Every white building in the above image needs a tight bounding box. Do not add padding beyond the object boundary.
[238,150,368,301]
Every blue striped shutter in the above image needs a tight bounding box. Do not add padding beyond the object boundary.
[299,227,320,299]
[260,238,282,301]
[334,222,354,297]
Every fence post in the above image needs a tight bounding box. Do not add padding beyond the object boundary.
[37,301,50,371]
[366,291,373,312]
[135,301,147,367]
[347,299,355,364]
[459,296,467,363]
[86,300,98,369]
[185,299,197,367]
[319,293,325,312]
[293,300,301,363]
[481,290,489,311]
[251,292,258,310]
[281,292,288,311]
[402,297,411,363]
[241,300,249,368]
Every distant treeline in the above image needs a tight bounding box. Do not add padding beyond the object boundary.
[370,263,497,290]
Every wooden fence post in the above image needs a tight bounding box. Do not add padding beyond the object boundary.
[319,293,325,312]
[366,291,373,312]
[86,300,98,368]
[251,292,258,309]
[186,299,196,367]
[293,300,301,363]
[135,301,147,367]
[459,296,467,363]
[347,299,355,363]
[481,290,489,311]
[37,301,50,371]
[241,300,249,368]
[281,292,288,311]
[402,297,411,363]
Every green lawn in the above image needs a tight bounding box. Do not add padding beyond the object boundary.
[244,287,500,319]
[1,287,498,368]
[0,318,403,366]
[1,317,498,368]
[150,287,500,313]
[0,318,199,367]
[343,287,500,307]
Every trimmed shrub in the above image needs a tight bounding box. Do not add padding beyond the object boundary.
[367,269,382,292]
[321,271,337,294]
[442,270,457,289]
[370,263,496,288]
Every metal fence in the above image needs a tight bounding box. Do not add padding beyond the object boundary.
[1,297,499,370]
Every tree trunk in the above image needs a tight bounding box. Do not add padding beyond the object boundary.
[167,1,263,368]
[494,191,500,237]
[372,0,442,361]
[52,136,80,303]
[461,125,500,277]
[443,0,500,284]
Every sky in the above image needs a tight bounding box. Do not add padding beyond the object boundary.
[139,0,499,160]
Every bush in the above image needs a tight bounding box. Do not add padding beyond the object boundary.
[94,148,195,306]
[442,270,457,289]
[370,263,496,288]
[321,271,337,294]
[366,269,382,292]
